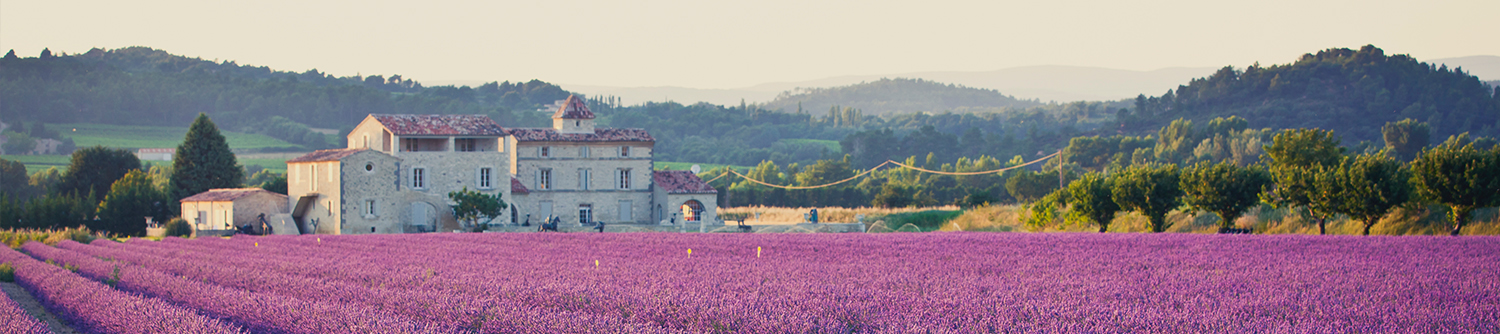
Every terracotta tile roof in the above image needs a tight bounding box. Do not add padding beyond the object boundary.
[551,95,595,120]
[180,188,286,202]
[508,128,655,142]
[653,171,717,194]
[511,176,530,194]
[372,114,508,136]
[287,148,367,163]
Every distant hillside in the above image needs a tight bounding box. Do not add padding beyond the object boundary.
[563,66,1217,106]
[1126,45,1500,144]
[0,47,569,149]
[759,78,1043,117]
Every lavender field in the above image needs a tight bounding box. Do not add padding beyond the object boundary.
[4,233,1499,333]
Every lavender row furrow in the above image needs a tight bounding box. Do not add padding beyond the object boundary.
[0,245,245,334]
[112,233,1500,332]
[62,240,682,334]
[23,242,447,334]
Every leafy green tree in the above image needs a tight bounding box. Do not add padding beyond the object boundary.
[170,113,243,207]
[1265,162,1347,235]
[57,146,142,198]
[1022,190,1066,231]
[1180,161,1273,232]
[1263,128,1347,234]
[872,183,915,208]
[794,156,855,187]
[1382,119,1430,161]
[1065,172,1121,233]
[1111,163,1184,232]
[1154,119,1196,164]
[95,170,170,237]
[246,169,287,194]
[1005,170,1060,203]
[1264,129,1345,168]
[2,131,35,154]
[1411,134,1500,236]
[448,187,507,230]
[1333,152,1413,235]
[0,158,34,200]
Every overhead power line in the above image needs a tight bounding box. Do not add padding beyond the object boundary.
[706,151,1061,190]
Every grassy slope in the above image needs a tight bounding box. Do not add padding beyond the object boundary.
[56,123,299,150]
[5,123,301,175]
[778,138,840,152]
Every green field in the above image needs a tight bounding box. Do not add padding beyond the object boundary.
[653,161,753,174]
[55,123,301,150]
[238,158,289,173]
[5,155,284,176]
[1,155,70,174]
[778,138,841,152]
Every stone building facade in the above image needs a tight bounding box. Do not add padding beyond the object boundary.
[191,95,718,235]
[506,95,663,226]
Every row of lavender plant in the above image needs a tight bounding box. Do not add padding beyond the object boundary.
[63,239,682,334]
[115,235,697,329]
[109,233,1500,332]
[0,281,49,334]
[23,241,450,334]
[0,245,245,334]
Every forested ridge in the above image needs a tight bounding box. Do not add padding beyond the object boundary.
[0,47,571,150]
[2,45,1496,170]
[1122,45,1500,144]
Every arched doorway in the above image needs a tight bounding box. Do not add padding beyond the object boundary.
[681,200,704,222]
[409,202,436,232]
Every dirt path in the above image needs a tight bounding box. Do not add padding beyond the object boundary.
[2,282,78,334]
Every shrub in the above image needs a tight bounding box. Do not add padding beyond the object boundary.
[164,218,193,238]
[0,262,13,282]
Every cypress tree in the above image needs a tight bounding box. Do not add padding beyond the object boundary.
[169,113,243,207]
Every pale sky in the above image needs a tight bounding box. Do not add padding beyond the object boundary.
[3,0,1496,89]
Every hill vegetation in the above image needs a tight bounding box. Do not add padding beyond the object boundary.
[1123,45,1500,144]
[759,77,1042,116]
[0,47,570,151]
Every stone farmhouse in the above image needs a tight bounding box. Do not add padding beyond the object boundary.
[217,95,718,235]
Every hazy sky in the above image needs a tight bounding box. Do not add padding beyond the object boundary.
[3,0,1496,89]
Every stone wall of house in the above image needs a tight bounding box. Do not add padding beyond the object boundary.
[348,117,392,152]
[513,190,653,226]
[336,150,405,234]
[232,192,288,228]
[181,201,233,231]
[513,142,654,225]
[288,160,344,234]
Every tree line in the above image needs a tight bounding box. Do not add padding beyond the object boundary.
[1,114,251,236]
[700,116,1499,235]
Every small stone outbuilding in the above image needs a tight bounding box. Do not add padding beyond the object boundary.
[651,170,719,226]
[179,188,288,234]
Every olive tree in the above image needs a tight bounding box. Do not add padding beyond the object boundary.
[1110,163,1184,233]
[1333,151,1413,235]
[1411,134,1500,236]
[1180,161,1273,233]
[449,187,507,231]
[1064,172,1120,233]
[1263,128,1347,234]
